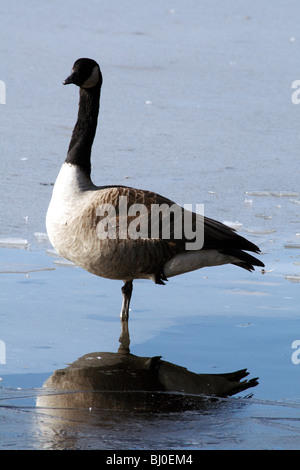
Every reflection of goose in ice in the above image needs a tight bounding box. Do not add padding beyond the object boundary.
[37,320,258,414]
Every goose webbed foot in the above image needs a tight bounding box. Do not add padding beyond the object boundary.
[120,280,133,321]
[154,270,168,285]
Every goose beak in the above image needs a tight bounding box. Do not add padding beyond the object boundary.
[63,71,78,85]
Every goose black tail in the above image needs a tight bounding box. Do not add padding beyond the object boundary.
[221,248,265,272]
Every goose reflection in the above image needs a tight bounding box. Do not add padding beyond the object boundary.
[36,319,258,416]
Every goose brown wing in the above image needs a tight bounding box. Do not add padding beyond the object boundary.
[94,185,264,273]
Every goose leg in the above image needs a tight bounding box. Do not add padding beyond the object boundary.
[118,317,130,353]
[120,280,133,321]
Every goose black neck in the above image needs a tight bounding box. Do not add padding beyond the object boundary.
[65,85,101,178]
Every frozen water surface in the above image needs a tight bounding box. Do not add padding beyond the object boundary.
[1,0,300,450]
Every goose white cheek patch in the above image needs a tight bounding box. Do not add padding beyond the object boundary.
[82,66,100,88]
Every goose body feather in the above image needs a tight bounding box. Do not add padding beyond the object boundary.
[46,163,263,282]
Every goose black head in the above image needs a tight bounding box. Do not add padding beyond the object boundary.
[63,58,102,89]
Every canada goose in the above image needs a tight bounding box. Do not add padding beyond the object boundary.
[46,58,264,321]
